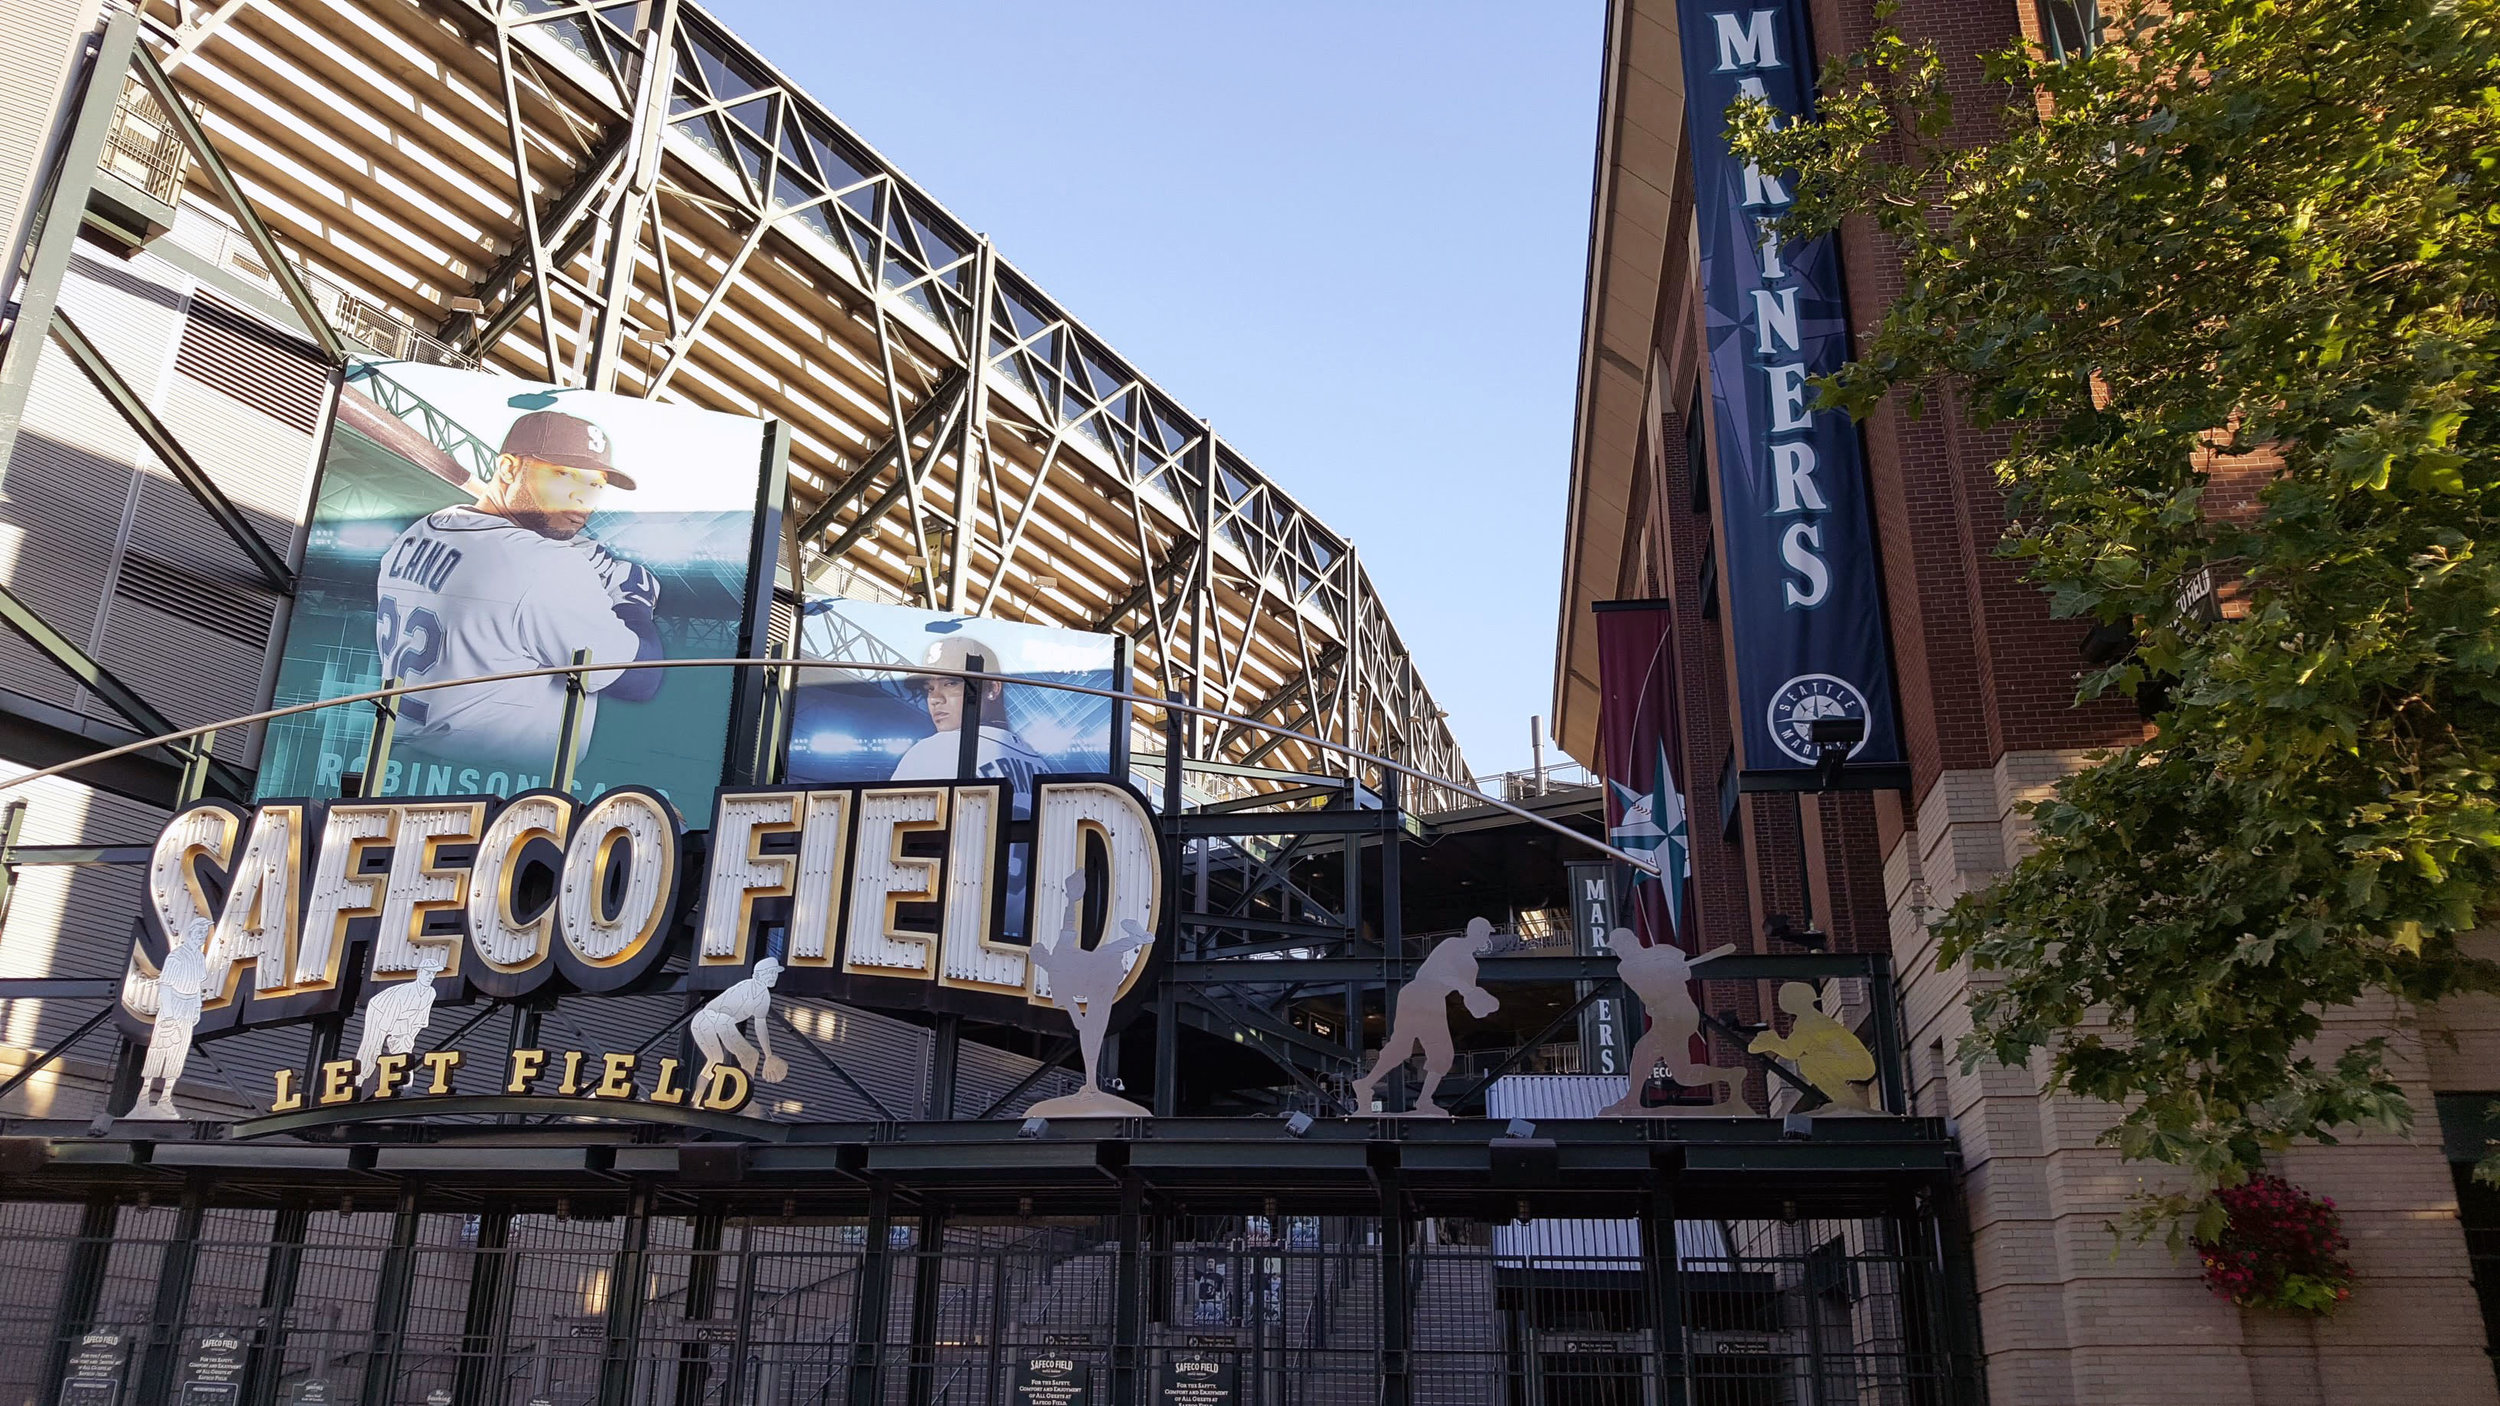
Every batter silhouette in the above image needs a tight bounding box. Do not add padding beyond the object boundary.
[1594,931,1755,1117]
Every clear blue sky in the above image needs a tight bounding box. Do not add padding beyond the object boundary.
[707,1,1606,777]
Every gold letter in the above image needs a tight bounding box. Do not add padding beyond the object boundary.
[372,1053,411,1099]
[318,1059,358,1106]
[699,1063,751,1112]
[592,1052,637,1100]
[648,1057,687,1106]
[507,1048,547,1094]
[270,1068,302,1113]
[420,1050,462,1095]
[557,1050,584,1095]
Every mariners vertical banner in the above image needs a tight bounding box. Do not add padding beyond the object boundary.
[1568,860,1636,1077]
[1679,0,1901,773]
[1593,601,1692,956]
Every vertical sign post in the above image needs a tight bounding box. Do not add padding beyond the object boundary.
[1571,861,1636,1078]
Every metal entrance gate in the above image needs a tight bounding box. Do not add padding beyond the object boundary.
[0,1191,1979,1406]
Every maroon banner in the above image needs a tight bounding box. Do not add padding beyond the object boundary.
[1593,600,1694,955]
[1595,599,1706,1100]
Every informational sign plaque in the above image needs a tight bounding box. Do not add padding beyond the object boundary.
[175,1325,249,1404]
[59,1328,130,1406]
[1013,1355,1092,1406]
[1156,1355,1238,1406]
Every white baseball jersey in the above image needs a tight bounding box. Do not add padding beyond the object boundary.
[890,725,1047,816]
[375,506,640,763]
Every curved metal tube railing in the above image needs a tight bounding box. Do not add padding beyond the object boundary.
[0,657,1660,875]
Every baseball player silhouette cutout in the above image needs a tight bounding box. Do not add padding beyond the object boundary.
[1348,918,1503,1118]
[1025,872,1155,1119]
[690,956,789,1100]
[353,946,450,1088]
[1594,932,1756,1117]
[1749,980,1881,1113]
[130,918,210,1120]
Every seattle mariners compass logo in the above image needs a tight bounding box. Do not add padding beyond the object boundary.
[1607,741,1691,932]
[1767,674,1870,765]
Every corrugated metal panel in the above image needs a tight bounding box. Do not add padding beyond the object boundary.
[172,288,326,433]
[1485,1074,1728,1268]
[0,0,93,261]
[0,758,164,1117]
[1486,1073,1628,1120]
[955,1034,1082,1119]
[0,251,166,707]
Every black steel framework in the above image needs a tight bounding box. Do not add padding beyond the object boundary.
[0,1115,1985,1406]
[92,0,1468,793]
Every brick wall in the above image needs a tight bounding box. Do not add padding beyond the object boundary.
[1615,0,2500,1398]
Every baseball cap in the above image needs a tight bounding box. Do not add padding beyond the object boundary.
[912,636,1007,693]
[500,410,637,489]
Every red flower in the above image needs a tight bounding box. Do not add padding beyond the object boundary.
[2191,1175,2356,1315]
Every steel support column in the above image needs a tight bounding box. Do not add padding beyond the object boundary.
[945,240,994,611]
[672,1209,725,1406]
[135,1176,208,1404]
[357,1186,421,1406]
[0,12,140,472]
[598,1182,654,1406]
[904,1205,949,1406]
[1642,1188,1689,1406]
[848,1181,897,1405]
[1377,1164,1412,1406]
[1930,1180,1988,1406]
[452,1204,512,1406]
[241,1199,307,1406]
[39,1192,119,1406]
[1111,1172,1146,1406]
[1154,709,1184,1118]
[584,0,679,392]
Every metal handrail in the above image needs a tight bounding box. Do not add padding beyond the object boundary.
[0,656,1661,875]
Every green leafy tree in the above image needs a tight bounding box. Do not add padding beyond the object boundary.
[1729,0,2500,1240]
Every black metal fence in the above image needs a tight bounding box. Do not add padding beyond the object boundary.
[0,1193,1978,1406]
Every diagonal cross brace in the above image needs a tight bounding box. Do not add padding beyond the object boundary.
[50,310,293,595]
[0,583,250,800]
[133,45,346,365]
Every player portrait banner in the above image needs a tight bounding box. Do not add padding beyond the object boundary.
[1594,600,1692,956]
[785,597,1126,940]
[1679,0,1902,773]
[258,359,780,809]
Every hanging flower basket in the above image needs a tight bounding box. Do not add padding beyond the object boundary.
[2193,1174,2355,1315]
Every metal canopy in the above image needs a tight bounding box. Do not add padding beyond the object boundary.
[133,0,1467,791]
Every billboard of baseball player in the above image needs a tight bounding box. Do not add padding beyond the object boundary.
[256,359,771,807]
[785,597,1123,935]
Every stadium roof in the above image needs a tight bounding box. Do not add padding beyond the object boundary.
[136,0,1467,793]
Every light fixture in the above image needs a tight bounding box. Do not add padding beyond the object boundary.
[447,294,485,315]
[1018,1116,1049,1140]
[1031,574,1058,591]
[1504,1117,1537,1140]
[1781,1114,1814,1141]
[1282,1111,1314,1138]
